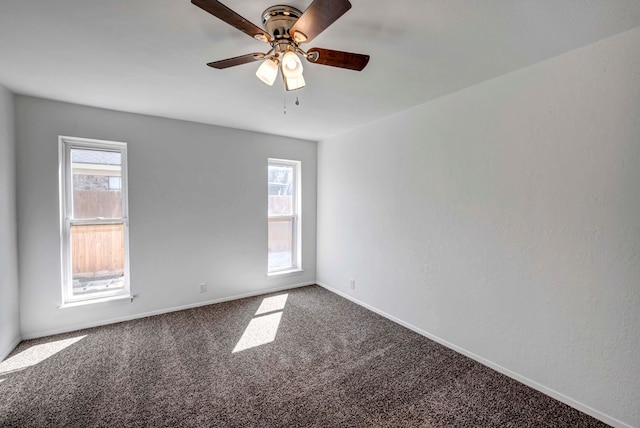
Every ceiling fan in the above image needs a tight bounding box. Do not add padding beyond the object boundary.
[191,0,370,91]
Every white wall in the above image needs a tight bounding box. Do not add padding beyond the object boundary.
[317,27,640,427]
[0,84,20,361]
[16,96,316,338]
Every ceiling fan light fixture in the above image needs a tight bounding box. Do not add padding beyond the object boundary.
[281,51,303,78]
[284,74,306,91]
[256,57,279,86]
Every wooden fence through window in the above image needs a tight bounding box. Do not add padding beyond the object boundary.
[71,223,124,278]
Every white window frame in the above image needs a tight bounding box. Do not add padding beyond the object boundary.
[267,158,302,275]
[59,136,131,305]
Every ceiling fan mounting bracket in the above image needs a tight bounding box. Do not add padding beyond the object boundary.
[261,5,303,42]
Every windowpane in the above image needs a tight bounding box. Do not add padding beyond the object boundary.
[268,165,293,216]
[268,217,293,270]
[61,137,130,304]
[267,159,300,274]
[70,223,125,296]
[71,148,122,219]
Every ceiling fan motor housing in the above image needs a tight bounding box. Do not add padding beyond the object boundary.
[261,5,302,41]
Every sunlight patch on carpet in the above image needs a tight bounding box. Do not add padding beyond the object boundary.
[233,312,283,353]
[255,294,288,315]
[233,293,289,353]
[0,335,87,375]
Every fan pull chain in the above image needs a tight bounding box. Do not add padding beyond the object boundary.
[283,94,301,115]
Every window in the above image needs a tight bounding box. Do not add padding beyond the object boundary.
[59,136,131,305]
[268,158,301,274]
[108,176,121,190]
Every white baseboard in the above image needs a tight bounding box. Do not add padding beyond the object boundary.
[316,282,631,428]
[21,282,314,340]
[0,336,21,362]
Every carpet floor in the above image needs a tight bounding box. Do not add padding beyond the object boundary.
[0,285,608,427]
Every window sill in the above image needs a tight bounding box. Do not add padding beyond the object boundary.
[59,294,134,309]
[267,269,304,278]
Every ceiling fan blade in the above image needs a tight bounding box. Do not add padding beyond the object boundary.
[306,48,369,71]
[207,53,265,69]
[289,0,352,44]
[191,0,271,42]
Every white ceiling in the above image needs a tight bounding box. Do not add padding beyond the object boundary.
[1,1,639,141]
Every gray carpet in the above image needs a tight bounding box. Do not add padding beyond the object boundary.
[0,285,608,427]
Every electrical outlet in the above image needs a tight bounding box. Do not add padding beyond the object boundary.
[349,279,355,290]
[199,282,207,293]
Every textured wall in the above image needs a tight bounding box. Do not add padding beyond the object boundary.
[0,84,19,361]
[317,27,640,427]
[16,97,316,338]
